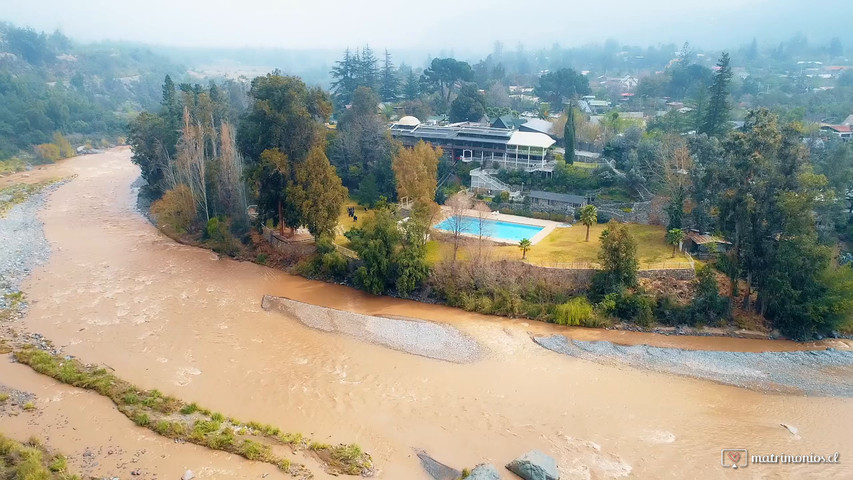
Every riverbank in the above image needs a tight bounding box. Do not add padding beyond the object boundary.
[138,174,852,346]
[0,156,372,479]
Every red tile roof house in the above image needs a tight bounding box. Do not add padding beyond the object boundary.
[820,124,852,142]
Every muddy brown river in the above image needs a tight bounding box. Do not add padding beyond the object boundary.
[2,148,852,479]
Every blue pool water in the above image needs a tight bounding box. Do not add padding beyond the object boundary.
[433,216,544,243]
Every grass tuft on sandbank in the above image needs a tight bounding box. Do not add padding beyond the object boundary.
[13,347,374,478]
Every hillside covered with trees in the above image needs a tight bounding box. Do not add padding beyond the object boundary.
[0,22,184,170]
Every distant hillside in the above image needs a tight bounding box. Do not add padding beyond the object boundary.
[0,22,184,162]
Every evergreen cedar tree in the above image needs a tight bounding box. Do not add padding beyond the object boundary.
[564,102,576,165]
[699,52,733,137]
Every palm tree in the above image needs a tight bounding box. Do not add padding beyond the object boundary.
[518,238,532,260]
[579,204,598,242]
[666,228,686,258]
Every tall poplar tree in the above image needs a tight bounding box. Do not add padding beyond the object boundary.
[564,102,575,165]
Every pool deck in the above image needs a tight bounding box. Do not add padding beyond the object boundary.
[434,206,567,245]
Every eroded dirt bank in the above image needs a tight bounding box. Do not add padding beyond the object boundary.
[2,148,852,479]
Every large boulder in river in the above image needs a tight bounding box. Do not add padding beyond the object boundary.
[505,450,559,480]
[467,463,500,479]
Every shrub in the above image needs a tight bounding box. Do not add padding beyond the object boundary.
[52,132,75,158]
[180,402,200,415]
[278,432,304,445]
[239,440,271,461]
[554,297,596,326]
[151,185,196,233]
[207,430,235,449]
[256,253,269,265]
[48,454,67,472]
[34,143,61,162]
[655,296,690,326]
[614,293,655,327]
[205,217,239,256]
[193,419,221,436]
[132,412,150,426]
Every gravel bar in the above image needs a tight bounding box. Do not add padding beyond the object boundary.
[0,184,62,312]
[534,335,853,397]
[262,295,482,363]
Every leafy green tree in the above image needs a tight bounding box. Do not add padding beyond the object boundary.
[518,238,532,259]
[250,148,291,234]
[291,144,348,239]
[690,265,729,323]
[394,219,429,296]
[579,204,597,241]
[666,228,686,257]
[347,202,401,295]
[238,73,331,230]
[665,183,687,231]
[423,58,473,111]
[534,68,590,106]
[329,86,396,204]
[392,140,441,222]
[449,84,486,122]
[597,221,639,289]
[238,72,331,163]
[699,52,732,137]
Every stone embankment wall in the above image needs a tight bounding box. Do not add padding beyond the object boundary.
[503,260,694,288]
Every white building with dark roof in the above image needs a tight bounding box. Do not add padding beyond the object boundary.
[390,117,556,172]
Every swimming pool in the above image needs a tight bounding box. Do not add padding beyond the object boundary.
[433,216,544,243]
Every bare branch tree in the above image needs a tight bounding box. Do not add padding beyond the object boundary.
[473,200,493,263]
[445,191,473,262]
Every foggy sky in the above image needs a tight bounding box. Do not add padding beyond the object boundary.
[2,0,851,54]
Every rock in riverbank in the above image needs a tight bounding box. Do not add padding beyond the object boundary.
[468,463,501,479]
[506,450,560,480]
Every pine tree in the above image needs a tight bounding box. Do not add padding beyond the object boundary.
[700,52,732,137]
[159,74,182,158]
[564,102,575,164]
[379,49,399,102]
[404,71,420,100]
[330,48,357,106]
[356,45,379,92]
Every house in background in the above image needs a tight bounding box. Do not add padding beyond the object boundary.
[683,231,732,259]
[820,124,852,142]
[527,191,588,212]
[518,118,556,139]
[491,115,526,130]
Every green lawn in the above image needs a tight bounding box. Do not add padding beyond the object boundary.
[571,161,599,169]
[334,200,375,245]
[493,223,691,268]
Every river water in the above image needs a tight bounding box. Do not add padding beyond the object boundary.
[2,148,852,479]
